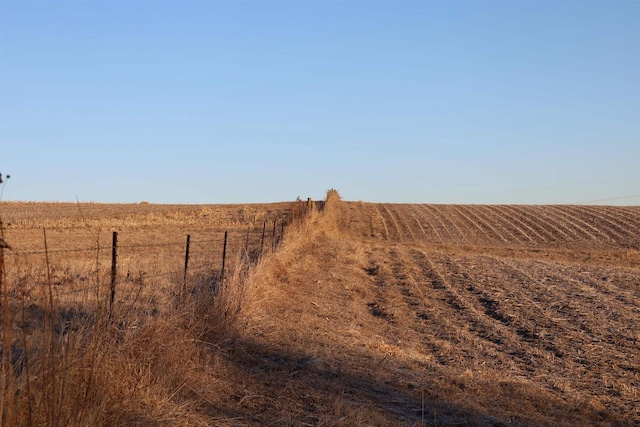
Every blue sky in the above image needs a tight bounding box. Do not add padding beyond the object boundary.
[0,0,638,205]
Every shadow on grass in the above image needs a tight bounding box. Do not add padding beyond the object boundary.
[205,337,506,427]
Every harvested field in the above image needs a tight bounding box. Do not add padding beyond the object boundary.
[234,199,640,425]
[1,196,639,426]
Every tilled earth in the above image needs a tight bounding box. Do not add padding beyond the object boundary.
[237,202,639,425]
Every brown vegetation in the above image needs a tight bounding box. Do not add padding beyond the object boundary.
[1,195,639,425]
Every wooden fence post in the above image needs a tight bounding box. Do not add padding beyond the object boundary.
[109,231,118,318]
[221,231,228,278]
[271,219,277,251]
[260,222,266,254]
[183,234,190,293]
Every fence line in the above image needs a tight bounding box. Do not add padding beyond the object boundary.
[3,212,303,307]
[2,235,251,256]
[1,197,322,324]
[14,261,225,305]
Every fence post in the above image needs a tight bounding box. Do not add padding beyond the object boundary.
[280,221,285,246]
[109,231,118,318]
[183,234,190,293]
[260,222,266,254]
[221,231,228,279]
[271,219,277,251]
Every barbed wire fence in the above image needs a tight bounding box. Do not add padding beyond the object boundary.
[0,192,324,425]
[1,198,317,322]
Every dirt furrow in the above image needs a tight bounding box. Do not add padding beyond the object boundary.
[579,205,639,246]
[451,256,571,359]
[560,272,639,332]
[420,205,470,245]
[556,206,619,244]
[482,256,638,356]
[506,205,563,244]
[545,206,603,243]
[381,246,475,366]
[461,255,640,399]
[372,205,390,240]
[474,205,525,245]
[493,205,548,244]
[568,206,629,241]
[447,205,496,244]
[408,205,441,244]
[392,205,418,241]
[546,262,640,312]
[410,249,536,353]
[380,204,404,242]
[473,256,610,336]
[526,206,583,244]
[589,205,640,232]
[619,206,640,230]
[414,250,599,386]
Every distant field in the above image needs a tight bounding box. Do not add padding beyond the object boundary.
[2,199,639,426]
[1,201,293,229]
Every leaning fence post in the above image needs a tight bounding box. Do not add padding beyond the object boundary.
[183,234,190,293]
[109,231,118,318]
[221,231,228,278]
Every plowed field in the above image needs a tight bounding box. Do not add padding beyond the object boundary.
[240,201,640,425]
[346,203,639,250]
[346,203,639,421]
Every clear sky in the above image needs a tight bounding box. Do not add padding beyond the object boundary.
[0,0,638,205]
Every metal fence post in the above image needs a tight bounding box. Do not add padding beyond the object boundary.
[109,231,118,318]
[271,219,277,251]
[221,231,228,278]
[183,234,190,293]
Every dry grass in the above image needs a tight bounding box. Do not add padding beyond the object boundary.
[1,201,297,426]
[2,194,639,426]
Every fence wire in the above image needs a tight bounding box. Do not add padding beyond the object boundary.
[3,218,292,307]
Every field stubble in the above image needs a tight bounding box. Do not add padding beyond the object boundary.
[1,197,639,426]
[236,199,639,425]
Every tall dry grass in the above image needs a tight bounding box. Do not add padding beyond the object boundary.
[4,267,235,425]
[1,199,310,426]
